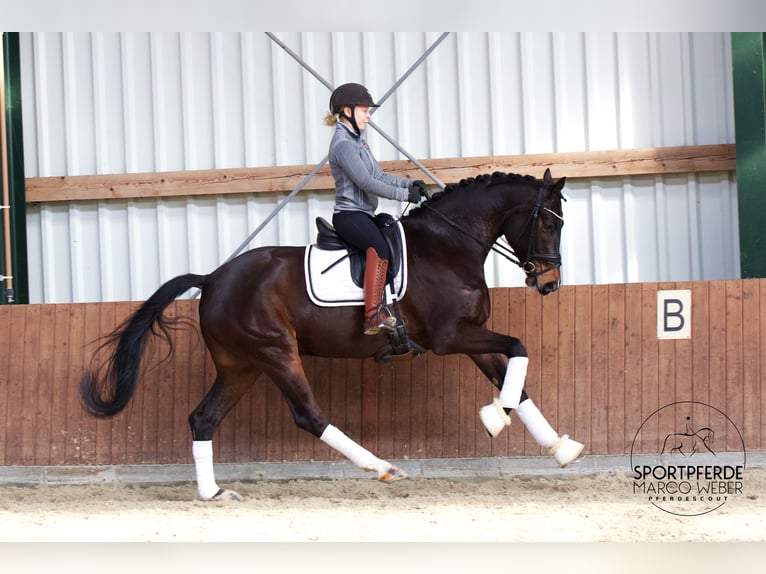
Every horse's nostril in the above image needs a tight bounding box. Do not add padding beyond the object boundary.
[541,282,559,295]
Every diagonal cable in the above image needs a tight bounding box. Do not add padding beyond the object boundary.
[191,32,452,299]
[267,32,450,189]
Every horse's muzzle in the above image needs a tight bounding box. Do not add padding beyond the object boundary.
[526,265,561,296]
[540,280,560,295]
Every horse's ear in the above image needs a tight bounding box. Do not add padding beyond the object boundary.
[544,174,567,201]
[543,168,553,184]
[554,176,566,192]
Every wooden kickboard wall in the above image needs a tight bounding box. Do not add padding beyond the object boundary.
[0,279,762,467]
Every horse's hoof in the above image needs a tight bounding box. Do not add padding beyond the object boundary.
[479,398,511,437]
[378,465,408,482]
[211,488,242,502]
[549,435,584,467]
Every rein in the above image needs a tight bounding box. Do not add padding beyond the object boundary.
[419,185,562,277]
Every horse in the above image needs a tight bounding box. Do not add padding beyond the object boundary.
[80,168,584,501]
[661,426,716,457]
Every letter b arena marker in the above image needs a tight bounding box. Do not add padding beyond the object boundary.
[657,290,691,340]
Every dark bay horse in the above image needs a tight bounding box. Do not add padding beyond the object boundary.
[80,169,584,501]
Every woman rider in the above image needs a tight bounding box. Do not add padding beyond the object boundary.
[324,82,427,335]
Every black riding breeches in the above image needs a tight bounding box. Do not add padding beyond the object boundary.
[332,211,391,260]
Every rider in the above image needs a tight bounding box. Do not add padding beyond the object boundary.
[324,82,427,335]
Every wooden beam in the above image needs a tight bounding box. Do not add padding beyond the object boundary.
[24,144,736,203]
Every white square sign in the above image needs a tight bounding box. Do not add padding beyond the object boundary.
[657,290,691,340]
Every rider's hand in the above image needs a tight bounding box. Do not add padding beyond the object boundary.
[408,180,427,203]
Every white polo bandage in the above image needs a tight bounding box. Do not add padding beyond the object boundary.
[498,356,529,409]
[515,398,559,449]
[320,424,383,472]
[192,440,221,500]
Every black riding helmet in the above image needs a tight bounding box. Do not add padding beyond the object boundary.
[329,83,379,134]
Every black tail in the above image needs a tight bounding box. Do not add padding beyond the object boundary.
[79,273,206,417]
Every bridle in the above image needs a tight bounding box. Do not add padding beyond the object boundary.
[420,184,563,281]
[513,185,563,277]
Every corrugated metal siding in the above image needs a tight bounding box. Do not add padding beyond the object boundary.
[19,32,738,303]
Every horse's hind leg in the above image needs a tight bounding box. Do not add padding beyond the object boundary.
[264,354,407,482]
[188,369,259,502]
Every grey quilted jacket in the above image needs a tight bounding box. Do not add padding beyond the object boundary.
[329,122,413,216]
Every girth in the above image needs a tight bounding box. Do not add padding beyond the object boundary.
[315,213,403,288]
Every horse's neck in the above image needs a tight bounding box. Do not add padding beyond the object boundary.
[404,196,506,262]
[431,194,512,245]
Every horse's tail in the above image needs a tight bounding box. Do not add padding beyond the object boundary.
[79,273,207,417]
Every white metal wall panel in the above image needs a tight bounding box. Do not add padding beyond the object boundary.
[554,173,739,287]
[19,32,738,303]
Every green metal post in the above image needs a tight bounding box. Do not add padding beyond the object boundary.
[732,32,766,279]
[1,32,28,304]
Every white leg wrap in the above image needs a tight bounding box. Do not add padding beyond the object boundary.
[192,440,221,500]
[498,356,528,409]
[515,398,559,449]
[515,399,584,466]
[320,424,385,472]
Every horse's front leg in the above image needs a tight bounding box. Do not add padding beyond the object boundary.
[470,351,583,467]
[431,326,530,413]
[430,326,584,466]
[431,327,530,413]
[469,351,528,433]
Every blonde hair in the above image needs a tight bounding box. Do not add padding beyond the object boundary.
[323,111,338,127]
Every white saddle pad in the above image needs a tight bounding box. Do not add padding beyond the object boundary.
[303,224,408,308]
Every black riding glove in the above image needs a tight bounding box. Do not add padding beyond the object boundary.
[408,180,427,203]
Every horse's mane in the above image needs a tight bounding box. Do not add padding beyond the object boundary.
[403,171,539,219]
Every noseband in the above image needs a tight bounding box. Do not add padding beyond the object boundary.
[422,184,563,281]
[515,186,563,280]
